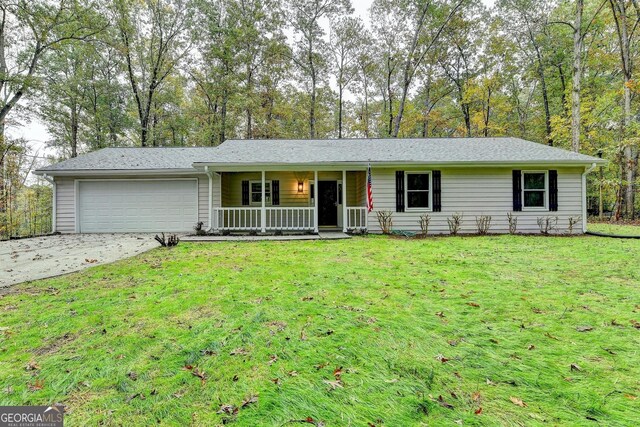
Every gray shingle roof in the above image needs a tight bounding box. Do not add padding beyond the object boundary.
[36,147,217,172]
[197,137,603,165]
[35,138,603,174]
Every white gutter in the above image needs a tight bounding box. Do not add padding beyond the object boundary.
[41,174,56,233]
[582,162,598,233]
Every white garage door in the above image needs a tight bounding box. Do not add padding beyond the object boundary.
[78,180,198,233]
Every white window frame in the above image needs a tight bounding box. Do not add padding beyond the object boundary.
[405,171,432,211]
[522,170,548,211]
[249,180,272,206]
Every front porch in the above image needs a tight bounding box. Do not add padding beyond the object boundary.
[207,170,368,233]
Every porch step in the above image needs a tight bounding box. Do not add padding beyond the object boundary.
[318,232,351,240]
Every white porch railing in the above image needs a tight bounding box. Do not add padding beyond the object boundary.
[346,207,367,230]
[214,207,261,231]
[266,207,314,231]
[213,207,315,232]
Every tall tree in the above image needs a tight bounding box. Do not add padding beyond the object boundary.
[384,0,465,138]
[609,0,640,218]
[289,0,351,138]
[330,16,364,138]
[113,0,192,146]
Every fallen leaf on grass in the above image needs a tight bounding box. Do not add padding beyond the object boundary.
[183,365,193,371]
[230,348,249,356]
[288,370,298,377]
[471,391,481,401]
[475,407,483,415]
[435,354,449,363]
[570,363,582,372]
[127,371,138,381]
[435,311,445,318]
[490,338,499,344]
[302,296,314,301]
[323,379,343,390]
[624,394,637,400]
[271,378,281,385]
[268,354,278,365]
[509,396,527,407]
[631,320,640,329]
[28,379,44,391]
[192,368,206,385]
[576,326,594,332]
[217,404,238,415]
[25,361,40,371]
[126,393,145,403]
[333,367,343,378]
[290,417,324,426]
[437,395,454,409]
[544,332,559,340]
[241,395,258,408]
[527,344,535,350]
[314,362,328,370]
[486,379,496,386]
[467,302,480,308]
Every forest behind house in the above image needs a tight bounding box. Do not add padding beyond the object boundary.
[0,0,638,239]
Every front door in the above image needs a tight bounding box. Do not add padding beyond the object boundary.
[318,181,338,226]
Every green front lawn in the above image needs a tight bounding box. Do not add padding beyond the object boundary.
[587,222,640,236]
[1,236,639,426]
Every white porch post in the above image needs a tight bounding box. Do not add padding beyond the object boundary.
[261,170,266,233]
[206,167,213,232]
[342,169,347,232]
[313,170,319,233]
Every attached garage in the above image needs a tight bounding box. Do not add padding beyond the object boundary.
[77,179,198,233]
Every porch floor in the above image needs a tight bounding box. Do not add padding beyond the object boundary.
[181,232,351,242]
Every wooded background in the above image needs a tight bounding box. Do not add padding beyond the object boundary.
[0,0,638,239]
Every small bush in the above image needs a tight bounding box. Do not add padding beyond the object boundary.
[447,213,463,235]
[507,213,518,234]
[568,216,581,234]
[194,221,206,236]
[475,215,491,235]
[376,210,393,234]
[418,213,431,237]
[537,216,558,235]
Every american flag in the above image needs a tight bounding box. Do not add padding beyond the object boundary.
[366,162,373,212]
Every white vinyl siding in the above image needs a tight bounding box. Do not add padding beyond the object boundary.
[366,167,584,234]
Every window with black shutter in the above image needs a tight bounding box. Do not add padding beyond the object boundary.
[549,170,558,211]
[432,170,442,212]
[272,180,280,205]
[512,170,522,211]
[242,180,249,206]
[395,171,405,212]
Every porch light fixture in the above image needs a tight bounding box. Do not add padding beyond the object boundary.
[297,180,304,193]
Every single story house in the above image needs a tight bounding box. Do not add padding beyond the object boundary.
[34,137,605,235]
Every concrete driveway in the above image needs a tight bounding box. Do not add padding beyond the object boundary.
[0,234,160,287]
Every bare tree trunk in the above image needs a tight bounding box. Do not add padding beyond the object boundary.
[309,39,316,139]
[571,0,583,153]
[70,100,78,158]
[246,65,253,139]
[610,0,638,218]
[337,83,343,138]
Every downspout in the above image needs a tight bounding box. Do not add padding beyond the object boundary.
[42,174,57,233]
[582,162,597,233]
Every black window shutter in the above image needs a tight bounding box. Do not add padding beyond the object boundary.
[432,170,441,212]
[549,170,558,211]
[272,180,280,205]
[395,171,405,212]
[512,170,522,211]
[242,180,249,206]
